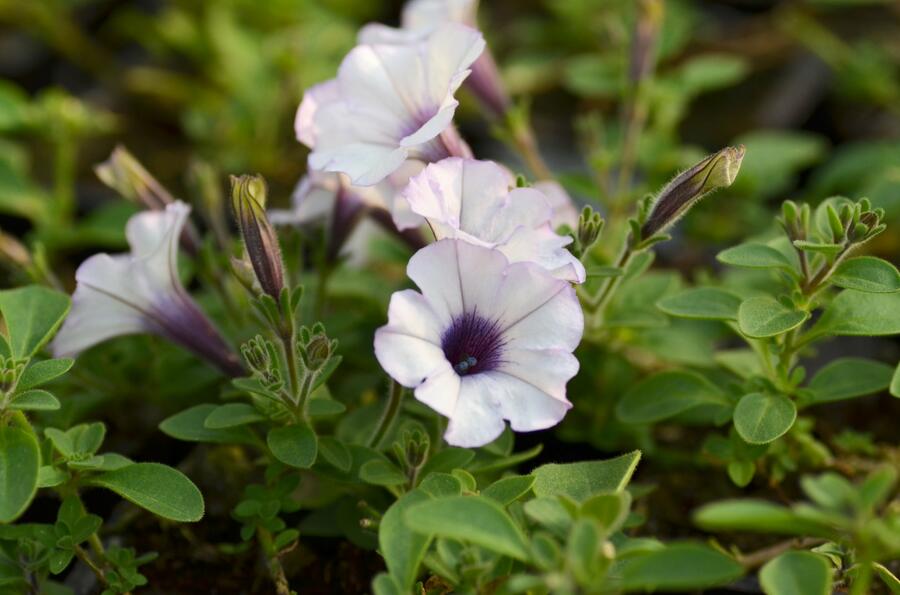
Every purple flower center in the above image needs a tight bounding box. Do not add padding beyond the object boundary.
[441,311,505,376]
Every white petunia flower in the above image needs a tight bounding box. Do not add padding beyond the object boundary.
[297,23,484,187]
[52,202,243,376]
[534,180,580,232]
[398,158,586,283]
[359,0,510,117]
[374,239,583,447]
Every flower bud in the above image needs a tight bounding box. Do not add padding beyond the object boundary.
[95,145,174,210]
[303,333,332,371]
[0,230,31,269]
[577,206,605,254]
[230,175,285,300]
[641,145,745,239]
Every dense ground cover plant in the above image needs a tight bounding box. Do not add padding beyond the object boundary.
[0,0,898,594]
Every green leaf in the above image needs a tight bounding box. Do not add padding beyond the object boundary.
[9,389,60,411]
[874,563,900,594]
[760,551,833,595]
[738,297,808,338]
[418,473,462,498]
[0,286,71,359]
[404,496,530,561]
[36,466,68,488]
[617,542,744,590]
[792,241,843,256]
[359,459,407,486]
[159,404,256,445]
[656,287,742,320]
[379,489,431,590]
[806,358,894,404]
[733,393,797,444]
[727,461,756,488]
[371,573,402,595]
[810,290,900,338]
[567,518,604,585]
[616,371,730,424]
[267,425,317,469]
[420,448,475,476]
[580,491,631,534]
[717,244,794,270]
[482,475,535,506]
[204,403,265,429]
[693,500,832,536]
[86,463,204,522]
[532,451,640,502]
[306,399,346,417]
[830,256,900,293]
[16,359,73,391]
[0,419,40,522]
[68,423,105,456]
[318,437,351,472]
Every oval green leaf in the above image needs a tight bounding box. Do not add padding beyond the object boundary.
[760,551,833,595]
[532,451,640,502]
[717,243,793,270]
[204,403,265,429]
[404,496,530,561]
[87,462,204,522]
[809,290,900,338]
[738,297,808,338]
[160,404,256,445]
[618,542,744,590]
[734,393,797,444]
[830,256,900,293]
[267,425,317,469]
[0,286,71,359]
[482,475,536,506]
[656,287,742,320]
[0,421,41,522]
[806,358,894,404]
[617,371,729,424]
[693,499,833,537]
[379,489,431,590]
[9,389,60,411]
[17,358,73,391]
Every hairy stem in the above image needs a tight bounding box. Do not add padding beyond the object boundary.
[257,528,292,595]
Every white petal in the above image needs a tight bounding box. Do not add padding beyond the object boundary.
[444,374,506,447]
[534,180,580,231]
[403,0,478,29]
[270,171,340,226]
[495,262,584,351]
[497,348,579,401]
[295,79,340,148]
[374,329,446,388]
[124,201,190,293]
[384,289,443,344]
[51,255,149,357]
[406,239,507,325]
[358,23,427,45]
[414,361,460,418]
[374,290,447,388]
[480,370,572,432]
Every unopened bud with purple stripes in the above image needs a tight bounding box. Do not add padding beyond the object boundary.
[230,174,285,301]
[641,145,745,239]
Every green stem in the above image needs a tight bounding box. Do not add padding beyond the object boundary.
[52,136,76,228]
[280,331,301,408]
[73,544,111,590]
[587,243,635,318]
[257,527,292,595]
[368,380,404,449]
[850,562,873,595]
